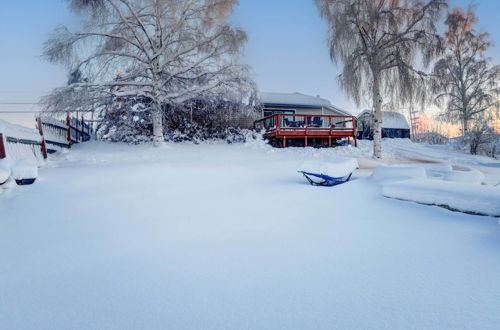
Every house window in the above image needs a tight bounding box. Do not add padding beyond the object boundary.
[263,109,295,117]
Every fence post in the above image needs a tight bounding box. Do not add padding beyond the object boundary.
[66,114,71,148]
[0,133,6,159]
[36,117,48,159]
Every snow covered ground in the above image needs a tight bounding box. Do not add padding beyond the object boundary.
[1,139,500,329]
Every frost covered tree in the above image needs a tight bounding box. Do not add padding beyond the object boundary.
[316,0,446,158]
[433,7,499,136]
[43,0,252,146]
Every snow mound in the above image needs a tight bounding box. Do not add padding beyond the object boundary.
[444,167,485,185]
[420,163,453,179]
[11,160,38,180]
[0,159,11,184]
[383,179,500,217]
[300,157,358,178]
[371,165,427,182]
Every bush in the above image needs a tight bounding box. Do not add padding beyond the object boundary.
[97,97,260,144]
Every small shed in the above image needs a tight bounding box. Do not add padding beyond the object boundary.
[357,110,410,140]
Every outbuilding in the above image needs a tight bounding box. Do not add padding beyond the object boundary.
[356,110,411,140]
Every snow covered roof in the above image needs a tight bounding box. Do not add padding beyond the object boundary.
[260,92,351,116]
[358,110,410,129]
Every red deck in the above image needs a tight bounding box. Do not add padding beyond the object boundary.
[254,114,358,148]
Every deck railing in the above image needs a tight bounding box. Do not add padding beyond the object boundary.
[254,114,357,135]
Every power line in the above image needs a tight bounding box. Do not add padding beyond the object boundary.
[0,102,38,105]
[0,110,42,113]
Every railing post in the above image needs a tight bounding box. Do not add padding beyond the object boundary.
[37,117,48,159]
[66,113,71,148]
[0,133,6,159]
[304,115,308,147]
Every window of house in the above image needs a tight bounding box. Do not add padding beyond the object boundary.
[263,109,295,117]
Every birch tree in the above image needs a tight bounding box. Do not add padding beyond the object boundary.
[316,0,446,158]
[433,7,499,136]
[43,0,250,146]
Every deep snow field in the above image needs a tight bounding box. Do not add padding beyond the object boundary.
[1,139,500,329]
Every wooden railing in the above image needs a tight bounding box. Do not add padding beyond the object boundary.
[0,115,93,163]
[254,114,357,137]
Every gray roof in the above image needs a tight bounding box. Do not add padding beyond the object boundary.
[260,92,351,116]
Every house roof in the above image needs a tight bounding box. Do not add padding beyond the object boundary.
[358,110,410,129]
[260,92,352,116]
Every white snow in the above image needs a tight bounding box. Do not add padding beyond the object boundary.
[444,167,485,184]
[372,163,496,215]
[300,157,358,178]
[0,159,10,184]
[371,165,427,182]
[1,139,500,329]
[0,119,41,141]
[10,160,38,180]
[383,179,500,216]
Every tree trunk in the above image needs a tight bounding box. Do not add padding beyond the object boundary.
[372,73,383,159]
[152,107,164,146]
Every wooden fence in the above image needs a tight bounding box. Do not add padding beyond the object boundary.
[0,115,92,163]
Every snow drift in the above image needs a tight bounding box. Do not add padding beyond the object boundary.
[373,164,498,216]
[371,165,427,182]
[444,167,485,184]
[383,180,500,217]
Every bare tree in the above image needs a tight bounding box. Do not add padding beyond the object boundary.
[316,0,446,158]
[43,0,250,146]
[433,7,500,136]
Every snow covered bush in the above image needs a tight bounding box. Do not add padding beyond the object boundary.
[97,95,260,144]
[164,98,260,143]
[96,99,155,144]
[412,132,449,145]
[448,132,500,159]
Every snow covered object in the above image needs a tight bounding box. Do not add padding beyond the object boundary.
[0,159,11,185]
[299,157,358,186]
[10,160,38,185]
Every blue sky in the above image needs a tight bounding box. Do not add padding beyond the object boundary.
[0,0,499,125]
